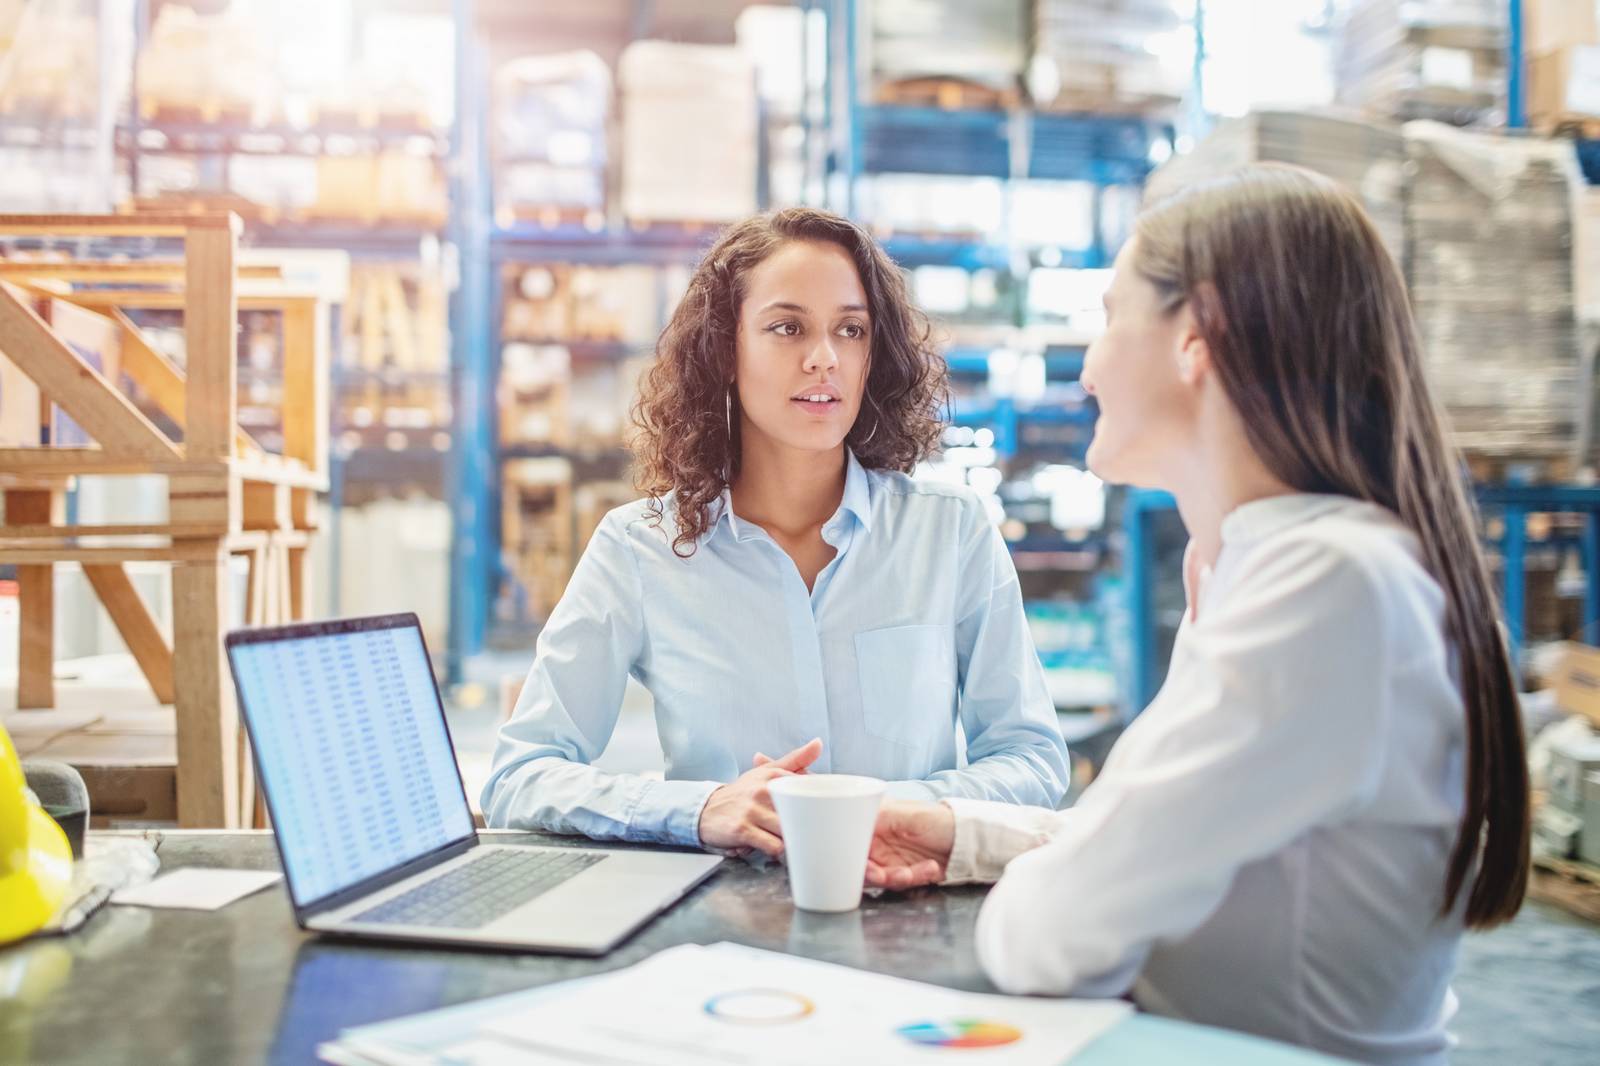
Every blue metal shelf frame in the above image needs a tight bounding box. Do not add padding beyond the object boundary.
[1124,480,1600,712]
[1123,489,1177,718]
[445,0,495,683]
[1473,483,1600,656]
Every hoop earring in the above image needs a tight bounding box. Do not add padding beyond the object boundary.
[725,388,733,441]
[855,392,882,447]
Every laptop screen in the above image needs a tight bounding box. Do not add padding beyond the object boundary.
[228,617,475,910]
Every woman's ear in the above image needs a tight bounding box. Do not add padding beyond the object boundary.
[1174,314,1211,386]
[1176,281,1223,386]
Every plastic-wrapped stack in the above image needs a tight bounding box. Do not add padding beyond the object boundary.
[493,52,610,224]
[618,42,758,225]
[1335,0,1505,125]
[1404,122,1581,458]
[1031,0,1189,112]
[1146,113,1584,461]
[869,0,1027,94]
[1143,111,1407,262]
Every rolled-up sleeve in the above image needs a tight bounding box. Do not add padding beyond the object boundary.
[893,504,1071,808]
[480,512,718,846]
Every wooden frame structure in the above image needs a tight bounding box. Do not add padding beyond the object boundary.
[0,213,329,827]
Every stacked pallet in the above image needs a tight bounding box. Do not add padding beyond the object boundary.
[1031,0,1188,114]
[1335,0,1505,125]
[618,42,758,224]
[1143,111,1407,262]
[492,52,610,225]
[1146,114,1585,462]
[869,0,1027,102]
[1405,123,1581,458]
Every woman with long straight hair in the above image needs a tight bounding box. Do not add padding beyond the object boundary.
[862,164,1530,1065]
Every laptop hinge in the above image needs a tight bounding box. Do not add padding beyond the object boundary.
[301,834,478,921]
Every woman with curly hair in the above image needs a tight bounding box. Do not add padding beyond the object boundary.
[483,207,1070,857]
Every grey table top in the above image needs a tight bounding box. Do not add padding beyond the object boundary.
[0,830,1343,1066]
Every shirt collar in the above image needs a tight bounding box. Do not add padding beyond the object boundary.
[706,449,874,545]
[1219,493,1357,547]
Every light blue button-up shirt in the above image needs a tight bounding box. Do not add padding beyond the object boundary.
[481,450,1071,847]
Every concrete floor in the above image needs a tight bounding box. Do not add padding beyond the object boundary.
[452,650,1600,1064]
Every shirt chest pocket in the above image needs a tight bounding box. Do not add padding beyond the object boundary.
[854,624,957,748]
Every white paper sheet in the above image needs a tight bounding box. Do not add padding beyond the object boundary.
[479,943,1131,1066]
[111,868,282,911]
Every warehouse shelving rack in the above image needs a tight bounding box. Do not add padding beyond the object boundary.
[823,0,1184,722]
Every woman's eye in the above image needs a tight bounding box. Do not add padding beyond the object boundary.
[839,323,866,339]
[769,322,801,337]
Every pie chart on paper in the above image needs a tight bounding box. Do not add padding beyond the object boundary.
[896,1018,1025,1049]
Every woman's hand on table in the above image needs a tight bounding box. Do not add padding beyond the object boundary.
[864,800,956,890]
[698,738,823,858]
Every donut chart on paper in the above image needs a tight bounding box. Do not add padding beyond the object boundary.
[896,1018,1025,1048]
[702,988,816,1025]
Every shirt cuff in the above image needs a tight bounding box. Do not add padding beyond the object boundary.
[941,797,1058,885]
[634,778,722,848]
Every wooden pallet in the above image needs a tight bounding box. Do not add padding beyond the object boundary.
[1536,115,1600,140]
[874,77,1021,112]
[1530,853,1600,924]
[0,212,331,828]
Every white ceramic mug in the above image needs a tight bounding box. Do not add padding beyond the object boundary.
[767,774,886,912]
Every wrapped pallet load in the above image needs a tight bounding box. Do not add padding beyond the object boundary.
[618,42,758,225]
[1031,0,1189,113]
[869,0,1027,103]
[1403,122,1582,459]
[1335,0,1505,125]
[1146,112,1586,462]
[493,51,610,226]
[1143,110,1407,261]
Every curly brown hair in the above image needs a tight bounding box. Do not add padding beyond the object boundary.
[631,207,950,557]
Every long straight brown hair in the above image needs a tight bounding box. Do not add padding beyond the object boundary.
[1134,163,1529,928]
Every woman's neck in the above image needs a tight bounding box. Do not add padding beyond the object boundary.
[730,438,848,536]
[1168,429,1297,572]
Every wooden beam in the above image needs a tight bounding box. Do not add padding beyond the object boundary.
[82,563,176,704]
[39,289,324,312]
[242,481,290,531]
[0,262,281,281]
[172,542,238,827]
[0,213,235,237]
[6,488,59,710]
[111,310,261,458]
[280,297,329,478]
[0,283,182,461]
[0,545,226,564]
[183,226,237,462]
[169,471,239,532]
[0,522,228,539]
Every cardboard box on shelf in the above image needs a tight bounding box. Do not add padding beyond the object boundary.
[1552,641,1600,729]
[1530,44,1600,125]
[1526,0,1599,57]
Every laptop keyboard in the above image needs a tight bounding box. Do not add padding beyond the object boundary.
[352,848,606,930]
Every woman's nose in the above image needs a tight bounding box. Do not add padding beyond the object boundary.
[804,339,839,373]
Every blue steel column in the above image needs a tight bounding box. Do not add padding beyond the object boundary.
[1584,512,1600,642]
[1508,0,1526,129]
[446,0,494,684]
[1502,504,1526,661]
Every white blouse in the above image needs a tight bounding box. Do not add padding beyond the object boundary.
[943,494,1470,1066]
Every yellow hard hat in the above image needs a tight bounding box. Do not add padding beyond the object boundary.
[0,723,72,944]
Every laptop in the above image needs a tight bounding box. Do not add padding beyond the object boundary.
[225,612,723,955]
